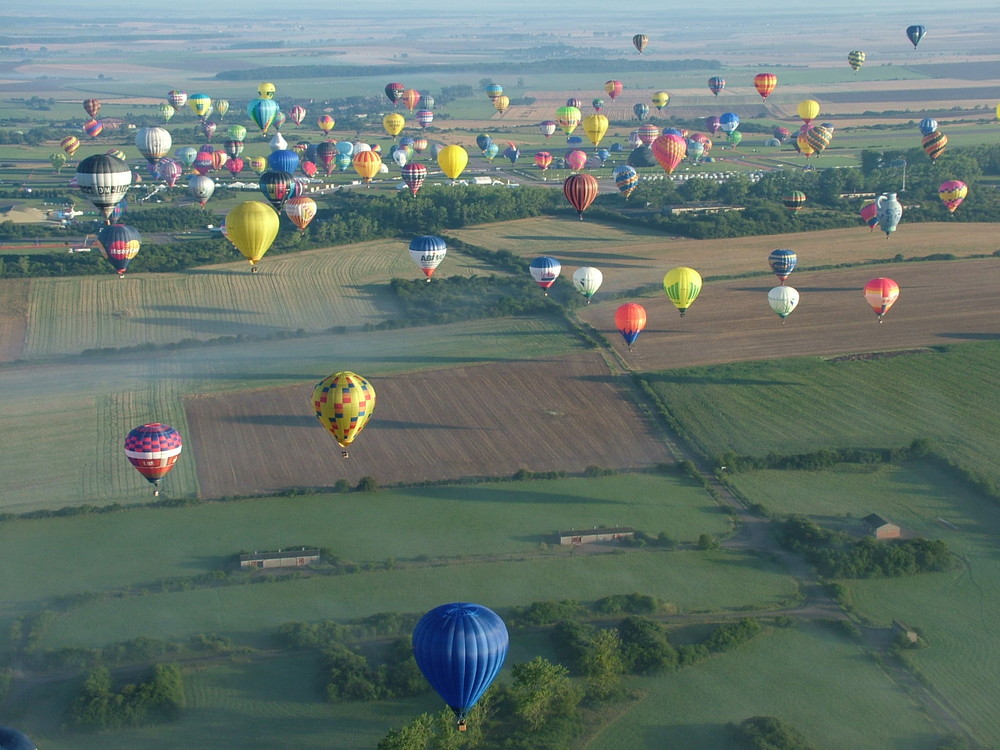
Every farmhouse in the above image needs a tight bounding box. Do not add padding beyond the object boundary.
[862,513,901,540]
[557,527,635,546]
[238,547,320,570]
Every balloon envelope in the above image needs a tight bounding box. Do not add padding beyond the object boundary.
[906,25,925,48]
[768,286,800,319]
[312,371,376,448]
[226,201,280,268]
[563,173,598,218]
[615,303,647,346]
[938,180,968,212]
[572,266,603,300]
[437,145,469,180]
[848,50,866,71]
[0,726,36,750]
[409,235,447,279]
[529,256,561,290]
[124,423,182,493]
[97,224,141,275]
[75,154,131,221]
[412,603,509,723]
[768,249,797,283]
[864,278,900,319]
[663,266,702,316]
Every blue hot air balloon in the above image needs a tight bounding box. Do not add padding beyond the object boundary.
[768,249,798,284]
[529,256,561,293]
[476,133,493,152]
[267,149,300,174]
[412,602,509,730]
[906,25,926,48]
[919,118,938,136]
[719,113,740,134]
[0,726,36,750]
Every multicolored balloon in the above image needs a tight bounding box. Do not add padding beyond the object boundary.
[124,423,182,496]
[284,195,317,231]
[848,50,866,71]
[938,180,968,213]
[312,371,376,455]
[708,76,725,96]
[402,162,428,196]
[604,80,623,100]
[860,201,879,231]
[783,190,806,212]
[529,256,561,293]
[632,34,648,53]
[651,133,687,174]
[534,151,553,171]
[922,130,947,160]
[875,192,903,237]
[864,278,900,321]
[409,235,447,280]
[75,154,131,222]
[385,82,405,106]
[615,303,647,349]
[652,91,670,111]
[768,249,797,284]
[613,165,639,199]
[753,73,777,100]
[563,173,598,219]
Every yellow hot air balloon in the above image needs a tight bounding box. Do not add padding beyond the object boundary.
[258,82,276,99]
[312,371,376,457]
[663,266,702,317]
[188,93,212,118]
[352,150,383,182]
[225,201,280,272]
[494,94,510,114]
[651,91,670,111]
[797,99,820,125]
[383,112,405,138]
[582,114,609,146]
[437,144,469,180]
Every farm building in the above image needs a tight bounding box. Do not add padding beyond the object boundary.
[238,547,320,570]
[557,527,635,546]
[862,514,901,540]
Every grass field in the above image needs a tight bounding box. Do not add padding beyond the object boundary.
[727,461,1000,747]
[640,341,1000,486]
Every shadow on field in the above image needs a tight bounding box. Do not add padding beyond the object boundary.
[734,285,860,293]
[224,414,316,427]
[375,418,481,430]
[508,234,621,243]
[133,316,285,336]
[937,332,1000,340]
[148,304,260,315]
[395,485,623,505]
[552,249,652,264]
[641,372,799,386]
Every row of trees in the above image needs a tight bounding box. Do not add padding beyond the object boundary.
[67,663,184,730]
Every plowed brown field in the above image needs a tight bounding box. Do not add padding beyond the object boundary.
[185,351,674,498]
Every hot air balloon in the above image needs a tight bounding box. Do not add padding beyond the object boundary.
[409,235,447,280]
[922,130,947,160]
[864,277,899,321]
[248,156,268,174]
[615,303,647,349]
[633,34,648,53]
[529,256,561,293]
[226,200,280,271]
[613,165,639,199]
[412,602,508,731]
[82,98,101,119]
[573,266,603,302]
[583,114,609,146]
[200,120,217,141]
[135,126,171,169]
[938,180,968,213]
[590,97,603,113]
[247,98,280,135]
[860,201,879,231]
[563,173,598,219]
[783,190,806,212]
[284,195,317,231]
[906,25,925,48]
[401,88,421,112]
[192,148,214,176]
[353,151,383,182]
[493,95,510,114]
[768,286,800,321]
[223,139,245,159]
[633,103,650,121]
[628,145,657,168]
[226,157,245,177]
[705,116,721,136]
[214,99,230,119]
[228,124,248,142]
[188,174,215,206]
[503,143,520,165]
[534,151,553,171]
[402,162,427,196]
[604,80,623,100]
[565,150,588,171]
[918,118,938,136]
[412,137,429,153]
[289,104,307,126]
[384,83,405,107]
[768,249,797,284]
[256,81,276,99]
[875,192,903,237]
[268,149,300,174]
[312,371,376,457]
[315,142,337,175]
[567,97,583,110]
[719,113,740,134]
[663,266,701,317]
[485,83,504,102]
[96,223,141,276]
[167,90,188,109]
[82,118,102,138]
[50,152,68,172]
[637,123,660,146]
[797,99,820,125]
[416,109,434,128]
[124,423,182,496]
[437,145,468,180]
[188,93,212,118]
[802,124,833,155]
[475,133,493,153]
[556,106,582,135]
[651,133,686,174]
[539,120,557,138]
[382,113,405,138]
[708,76,725,96]
[0,726,36,750]
[753,73,777,101]
[848,50,866,71]
[651,91,670,111]
[61,135,80,157]
[159,103,175,122]
[75,154,131,222]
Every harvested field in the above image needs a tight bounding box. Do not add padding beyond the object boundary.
[0,279,28,362]
[578,257,1000,370]
[185,351,674,498]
